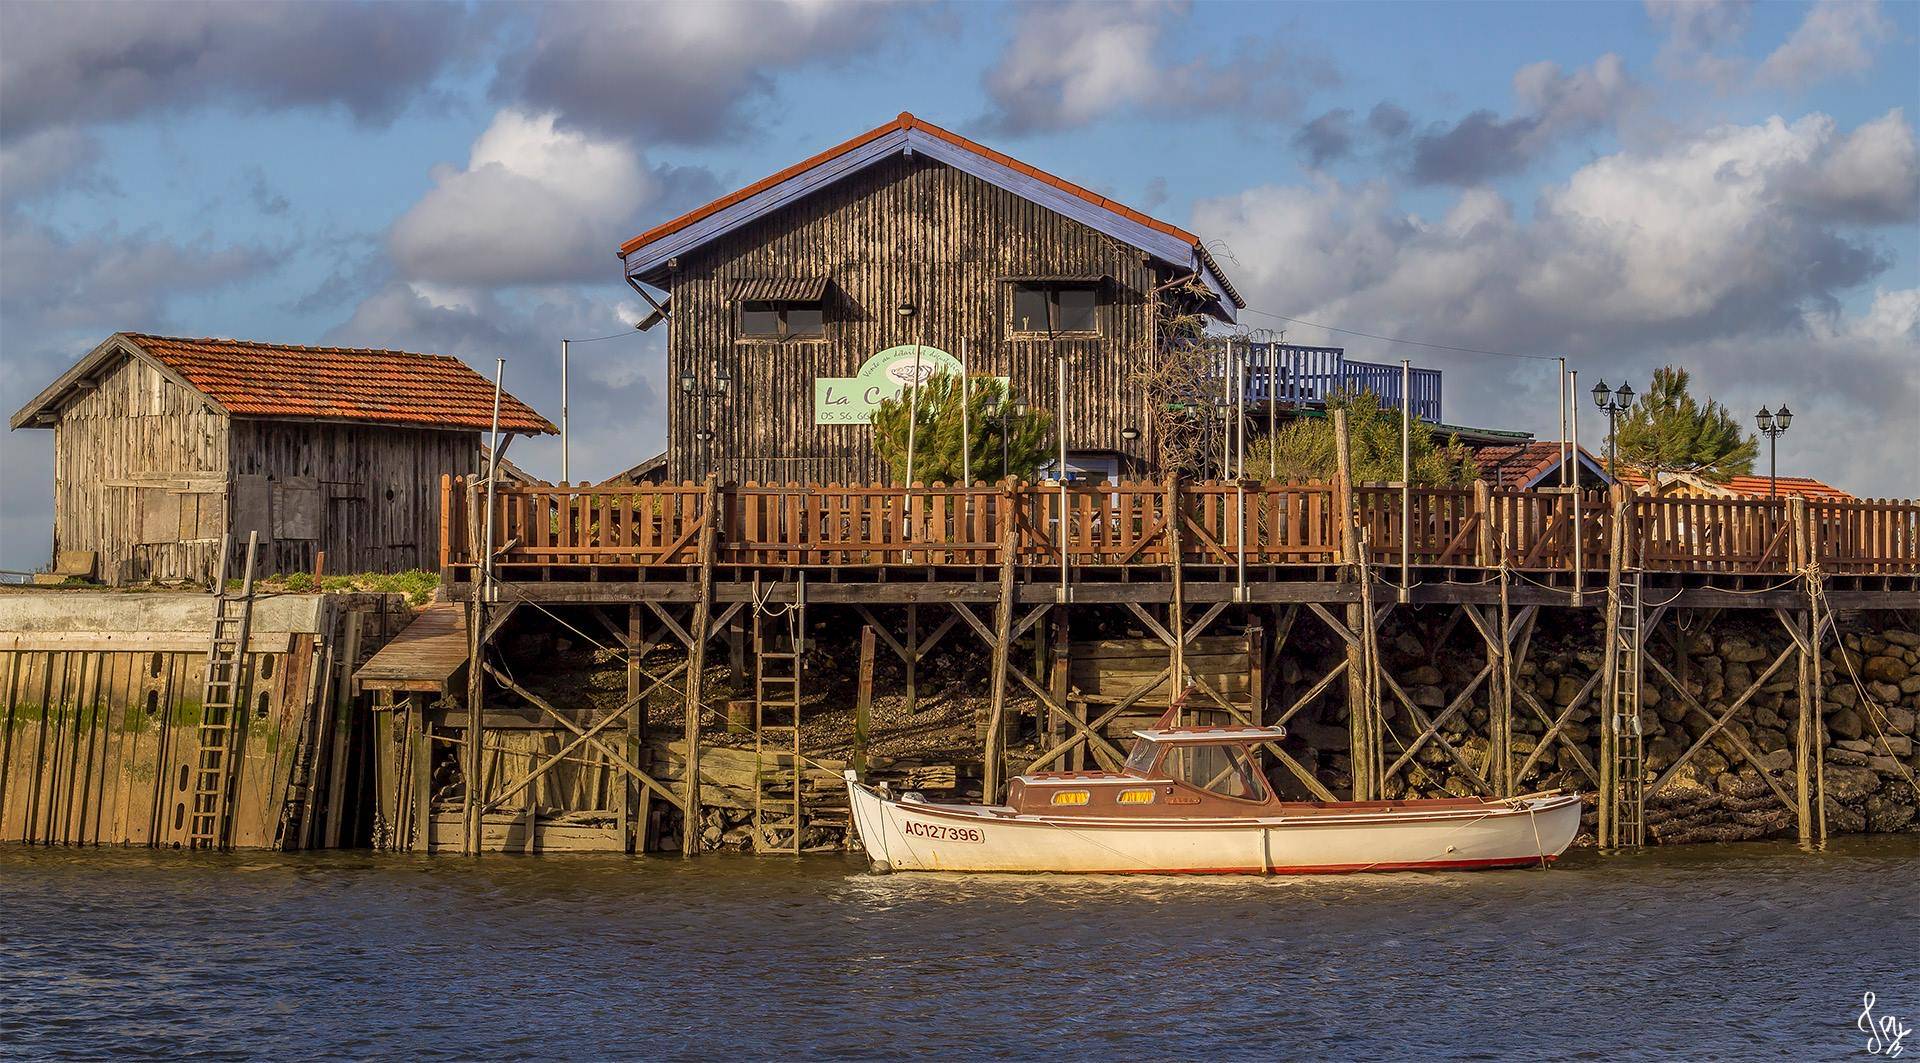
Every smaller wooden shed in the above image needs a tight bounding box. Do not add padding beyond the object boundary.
[10,333,555,585]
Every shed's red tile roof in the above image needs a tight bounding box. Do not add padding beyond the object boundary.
[123,334,556,434]
[1472,441,1602,489]
[619,112,1202,258]
[1610,467,1855,501]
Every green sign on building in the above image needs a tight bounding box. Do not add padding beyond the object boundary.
[813,345,961,425]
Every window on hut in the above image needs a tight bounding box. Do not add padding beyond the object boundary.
[1010,282,1100,335]
[735,277,829,341]
[739,301,824,340]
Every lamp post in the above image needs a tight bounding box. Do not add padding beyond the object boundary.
[1756,404,1792,500]
[1591,379,1636,476]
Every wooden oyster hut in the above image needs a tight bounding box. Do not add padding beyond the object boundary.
[619,112,1245,486]
[10,333,555,584]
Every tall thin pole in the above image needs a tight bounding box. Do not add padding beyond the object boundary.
[1057,349,1069,604]
[560,339,570,485]
[1557,358,1569,488]
[468,356,504,856]
[1570,369,1584,601]
[1266,336,1278,480]
[960,338,972,487]
[1400,358,1412,602]
[1770,435,1778,500]
[1234,343,1246,600]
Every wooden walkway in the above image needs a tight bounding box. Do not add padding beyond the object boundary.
[355,602,469,694]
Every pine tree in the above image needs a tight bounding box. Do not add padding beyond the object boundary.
[1611,366,1757,481]
[872,372,1053,484]
[1245,391,1477,486]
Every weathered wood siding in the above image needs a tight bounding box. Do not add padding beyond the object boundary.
[228,420,476,575]
[51,353,228,586]
[666,154,1171,484]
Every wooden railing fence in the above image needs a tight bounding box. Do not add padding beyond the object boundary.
[440,475,1920,576]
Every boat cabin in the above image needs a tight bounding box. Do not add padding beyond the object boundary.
[1004,725,1289,817]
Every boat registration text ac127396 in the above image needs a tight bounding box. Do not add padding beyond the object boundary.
[901,820,984,843]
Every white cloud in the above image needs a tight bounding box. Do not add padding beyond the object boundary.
[388,109,707,288]
[501,0,894,144]
[1411,54,1641,185]
[0,128,100,206]
[1193,109,1920,495]
[0,0,473,140]
[1757,0,1894,89]
[977,0,1332,135]
[1646,0,1753,87]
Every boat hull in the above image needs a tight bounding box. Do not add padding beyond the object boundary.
[845,778,1583,875]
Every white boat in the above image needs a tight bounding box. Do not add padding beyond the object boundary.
[845,725,1582,875]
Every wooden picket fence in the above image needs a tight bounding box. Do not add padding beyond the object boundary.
[440,475,1920,576]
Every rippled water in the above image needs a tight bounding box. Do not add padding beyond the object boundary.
[2,839,1915,1059]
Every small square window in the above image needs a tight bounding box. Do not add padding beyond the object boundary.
[1013,287,1051,334]
[1056,288,1096,332]
[739,301,824,340]
[741,304,782,337]
[1011,283,1100,334]
[784,306,823,337]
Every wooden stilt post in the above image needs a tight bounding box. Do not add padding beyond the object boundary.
[1492,567,1515,796]
[462,487,485,856]
[1332,409,1370,800]
[624,605,645,853]
[1789,496,1817,847]
[905,604,919,715]
[682,475,719,857]
[855,626,876,782]
[1166,476,1186,701]
[983,504,1017,801]
[1597,485,1627,848]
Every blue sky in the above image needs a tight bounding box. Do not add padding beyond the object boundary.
[2,0,1916,570]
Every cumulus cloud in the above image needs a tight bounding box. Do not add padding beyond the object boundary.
[1646,0,1753,87]
[977,0,1333,135]
[388,109,717,288]
[501,1,895,144]
[0,128,101,206]
[1192,108,1920,494]
[1294,110,1354,168]
[1757,0,1895,89]
[0,1,473,141]
[1412,54,1639,185]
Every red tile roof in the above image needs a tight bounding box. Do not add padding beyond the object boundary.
[619,112,1202,258]
[1472,441,1604,489]
[1610,467,1855,501]
[123,334,555,433]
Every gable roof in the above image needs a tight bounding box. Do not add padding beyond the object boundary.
[1609,467,1854,501]
[1472,441,1614,490]
[619,112,1244,319]
[11,333,556,434]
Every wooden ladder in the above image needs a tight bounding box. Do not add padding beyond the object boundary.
[752,576,806,854]
[189,532,260,850]
[1608,569,1646,848]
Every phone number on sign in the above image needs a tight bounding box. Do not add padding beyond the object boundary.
[901,820,985,843]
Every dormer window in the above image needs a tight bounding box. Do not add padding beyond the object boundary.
[733,277,829,341]
[1007,277,1104,335]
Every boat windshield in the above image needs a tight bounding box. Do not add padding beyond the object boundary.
[1163,743,1265,801]
[1123,739,1162,776]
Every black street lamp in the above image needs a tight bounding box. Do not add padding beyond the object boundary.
[1756,404,1792,500]
[1591,379,1635,475]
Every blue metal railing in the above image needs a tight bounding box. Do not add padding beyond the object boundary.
[1213,341,1443,423]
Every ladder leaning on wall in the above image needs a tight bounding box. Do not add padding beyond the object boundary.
[188,531,260,851]
[753,574,807,854]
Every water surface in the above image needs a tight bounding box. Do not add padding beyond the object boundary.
[2,839,1914,1059]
